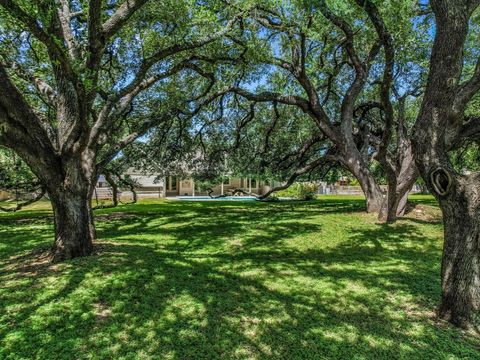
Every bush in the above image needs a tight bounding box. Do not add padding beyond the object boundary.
[277,182,318,200]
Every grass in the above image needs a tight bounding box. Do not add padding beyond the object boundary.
[0,195,478,359]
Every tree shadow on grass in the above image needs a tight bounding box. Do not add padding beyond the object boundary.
[0,221,53,258]
[1,199,479,359]
[4,238,477,359]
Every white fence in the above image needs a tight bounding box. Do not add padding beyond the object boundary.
[318,184,422,195]
[92,187,164,200]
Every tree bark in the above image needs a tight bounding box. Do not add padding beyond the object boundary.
[343,150,384,213]
[49,186,95,262]
[378,153,418,222]
[362,180,384,213]
[379,181,412,222]
[42,157,98,262]
[395,189,409,217]
[411,0,480,328]
[437,178,480,329]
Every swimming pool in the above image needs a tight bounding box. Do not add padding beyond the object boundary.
[176,196,258,201]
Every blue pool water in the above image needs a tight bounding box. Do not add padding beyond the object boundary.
[177,196,258,201]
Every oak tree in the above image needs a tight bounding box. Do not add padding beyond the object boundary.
[0,0,245,260]
[412,0,480,329]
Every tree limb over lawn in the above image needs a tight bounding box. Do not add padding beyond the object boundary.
[0,0,248,260]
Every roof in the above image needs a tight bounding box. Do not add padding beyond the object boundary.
[130,175,163,188]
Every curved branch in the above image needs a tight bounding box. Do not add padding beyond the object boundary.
[119,12,243,98]
[58,0,80,59]
[0,0,75,81]
[454,57,480,112]
[0,187,46,212]
[102,0,151,39]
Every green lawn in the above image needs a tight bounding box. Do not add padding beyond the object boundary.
[0,196,479,359]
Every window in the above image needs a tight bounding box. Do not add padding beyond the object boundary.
[240,178,245,187]
[166,176,177,191]
[251,179,257,188]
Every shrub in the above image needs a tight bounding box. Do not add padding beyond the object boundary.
[277,182,318,200]
[297,182,318,200]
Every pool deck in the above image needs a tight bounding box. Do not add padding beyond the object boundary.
[174,196,258,201]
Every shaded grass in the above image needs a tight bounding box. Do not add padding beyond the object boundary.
[0,195,479,359]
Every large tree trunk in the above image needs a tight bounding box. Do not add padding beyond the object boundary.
[362,181,384,213]
[379,153,418,222]
[395,189,409,217]
[49,187,95,262]
[343,150,384,213]
[379,182,411,222]
[44,158,98,262]
[437,178,480,329]
[379,182,398,222]
[411,0,480,329]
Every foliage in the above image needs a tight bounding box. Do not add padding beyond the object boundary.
[450,142,480,173]
[0,147,38,193]
[452,92,480,173]
[0,0,248,187]
[1,197,479,359]
[348,178,360,186]
[277,182,318,200]
[123,98,337,195]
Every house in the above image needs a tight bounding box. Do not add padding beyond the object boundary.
[95,170,163,199]
[96,170,276,198]
[164,176,275,197]
[125,169,164,196]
